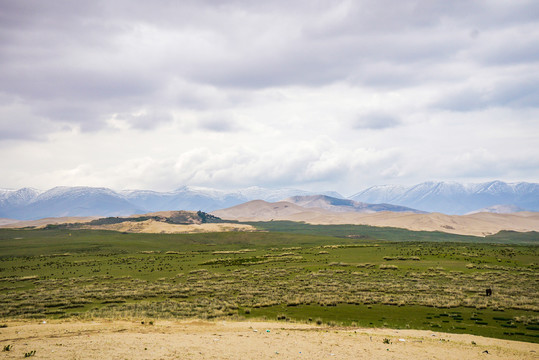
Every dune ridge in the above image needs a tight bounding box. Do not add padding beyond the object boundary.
[212,200,539,236]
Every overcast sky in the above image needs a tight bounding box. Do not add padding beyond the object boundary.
[1,0,538,195]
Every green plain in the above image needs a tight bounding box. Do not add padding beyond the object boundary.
[0,224,537,343]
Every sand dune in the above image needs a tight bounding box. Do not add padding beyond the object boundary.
[212,201,539,236]
[212,200,314,219]
[0,320,536,360]
[81,219,256,234]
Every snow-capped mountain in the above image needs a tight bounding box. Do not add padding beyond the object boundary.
[122,186,344,214]
[234,186,343,202]
[0,185,344,220]
[122,186,246,213]
[350,181,539,214]
[0,186,144,220]
[1,181,537,220]
[0,187,42,207]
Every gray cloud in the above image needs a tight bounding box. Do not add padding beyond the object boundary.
[435,77,539,111]
[198,116,241,133]
[114,110,173,130]
[0,95,71,141]
[354,113,400,130]
[2,1,537,105]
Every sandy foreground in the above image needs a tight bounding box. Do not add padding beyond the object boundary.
[1,320,537,359]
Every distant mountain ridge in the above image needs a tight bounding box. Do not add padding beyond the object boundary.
[0,180,537,219]
[284,195,423,213]
[0,186,344,220]
[350,181,539,215]
[0,186,143,220]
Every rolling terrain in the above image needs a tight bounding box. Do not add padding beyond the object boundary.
[4,199,537,237]
[284,194,422,213]
[212,200,539,236]
[0,186,342,220]
[1,180,537,220]
[1,210,254,234]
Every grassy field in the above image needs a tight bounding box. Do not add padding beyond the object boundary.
[247,221,539,244]
[0,224,537,343]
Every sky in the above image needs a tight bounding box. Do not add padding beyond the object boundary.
[1,0,538,196]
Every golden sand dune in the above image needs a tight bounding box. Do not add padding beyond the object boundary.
[0,210,255,234]
[211,200,313,219]
[212,201,539,236]
[0,320,536,360]
[81,219,255,234]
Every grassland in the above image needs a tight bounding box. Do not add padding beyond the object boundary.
[0,224,537,343]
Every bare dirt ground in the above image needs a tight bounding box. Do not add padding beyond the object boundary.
[1,320,537,359]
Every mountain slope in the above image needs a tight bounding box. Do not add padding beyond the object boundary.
[212,200,539,236]
[285,195,422,213]
[211,200,316,220]
[1,180,537,219]
[351,181,539,214]
[7,187,144,220]
[0,186,344,220]
[0,188,42,217]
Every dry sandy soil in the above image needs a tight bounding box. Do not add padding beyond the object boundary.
[212,201,539,236]
[0,215,256,234]
[0,320,537,360]
[80,220,256,234]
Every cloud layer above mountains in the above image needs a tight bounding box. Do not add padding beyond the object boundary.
[1,0,538,193]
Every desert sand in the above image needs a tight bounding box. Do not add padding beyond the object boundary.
[0,320,537,359]
[0,216,256,234]
[212,201,539,236]
[80,219,256,234]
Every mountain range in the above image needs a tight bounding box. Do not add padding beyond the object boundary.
[211,195,422,221]
[0,186,342,220]
[350,181,539,214]
[211,199,539,237]
[284,195,422,213]
[0,180,537,220]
